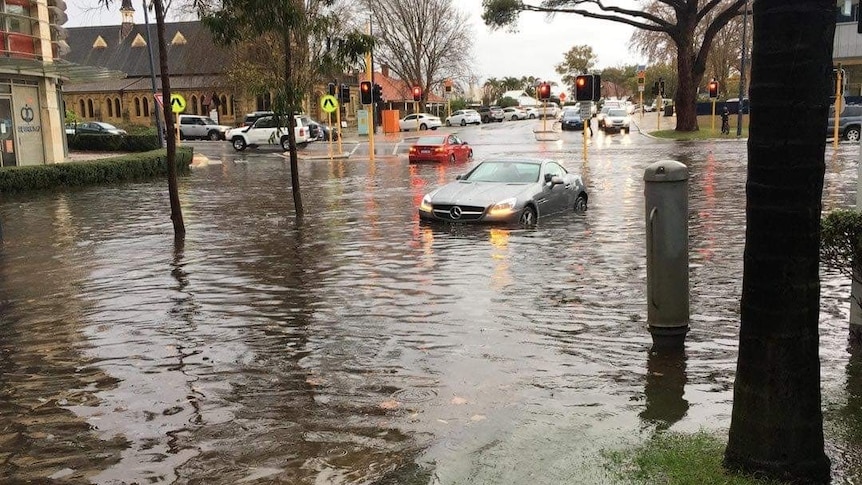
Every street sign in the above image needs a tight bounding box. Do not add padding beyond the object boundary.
[638,84,645,92]
[579,101,591,119]
[320,94,339,113]
[559,92,567,102]
[154,92,164,108]
[170,94,186,113]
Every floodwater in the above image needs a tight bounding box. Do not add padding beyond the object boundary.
[0,130,860,484]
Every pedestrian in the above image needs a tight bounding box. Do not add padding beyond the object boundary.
[721,106,730,135]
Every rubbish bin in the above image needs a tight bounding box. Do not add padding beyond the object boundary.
[663,104,674,117]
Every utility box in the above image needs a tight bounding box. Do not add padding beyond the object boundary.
[644,160,690,347]
[382,110,400,133]
[357,109,368,135]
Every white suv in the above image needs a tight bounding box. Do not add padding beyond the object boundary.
[226,115,310,151]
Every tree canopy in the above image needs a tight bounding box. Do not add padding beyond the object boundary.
[555,44,598,89]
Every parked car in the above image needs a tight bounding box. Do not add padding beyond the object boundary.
[73,121,127,136]
[603,108,632,134]
[178,114,231,140]
[418,158,588,226]
[242,110,275,126]
[523,106,539,119]
[446,109,481,126]
[502,107,526,121]
[408,134,472,163]
[560,109,584,131]
[225,115,310,151]
[399,113,442,131]
[828,104,862,141]
[537,102,561,119]
[477,105,504,123]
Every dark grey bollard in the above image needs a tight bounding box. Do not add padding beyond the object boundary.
[644,160,689,347]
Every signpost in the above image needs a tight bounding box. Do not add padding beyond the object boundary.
[637,65,646,118]
[580,101,591,161]
[320,94,340,158]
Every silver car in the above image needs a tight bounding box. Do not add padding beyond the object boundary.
[418,158,588,225]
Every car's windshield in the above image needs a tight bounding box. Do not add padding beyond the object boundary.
[464,162,540,183]
[416,136,445,145]
[95,122,117,129]
[204,118,217,125]
[465,110,478,115]
[608,109,628,117]
[562,110,579,118]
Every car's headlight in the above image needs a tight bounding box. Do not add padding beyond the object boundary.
[420,193,434,212]
[489,197,517,216]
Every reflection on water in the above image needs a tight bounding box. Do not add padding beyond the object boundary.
[0,141,859,483]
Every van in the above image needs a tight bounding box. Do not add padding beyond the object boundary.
[827,104,862,141]
[178,114,232,140]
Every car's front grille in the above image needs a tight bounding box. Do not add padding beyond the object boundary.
[431,204,486,221]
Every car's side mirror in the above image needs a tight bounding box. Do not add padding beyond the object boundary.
[455,174,463,180]
[544,173,554,183]
[551,175,564,185]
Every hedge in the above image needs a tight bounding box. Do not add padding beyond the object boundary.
[0,147,193,193]
[66,133,161,152]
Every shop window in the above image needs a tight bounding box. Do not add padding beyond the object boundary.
[106,98,113,117]
[87,99,94,118]
[5,2,35,59]
[191,95,197,114]
[134,97,141,116]
[220,95,228,115]
[114,98,121,117]
[143,97,149,117]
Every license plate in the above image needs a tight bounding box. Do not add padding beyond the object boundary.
[421,149,430,153]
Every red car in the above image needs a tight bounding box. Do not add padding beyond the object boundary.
[408,134,473,163]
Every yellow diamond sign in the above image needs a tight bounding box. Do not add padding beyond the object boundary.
[320,95,338,114]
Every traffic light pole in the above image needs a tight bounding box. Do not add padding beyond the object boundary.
[366,21,375,161]
[711,98,716,133]
[834,66,843,149]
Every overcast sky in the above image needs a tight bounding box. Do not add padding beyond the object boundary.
[66,0,644,93]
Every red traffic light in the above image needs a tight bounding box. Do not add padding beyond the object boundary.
[708,80,719,98]
[412,86,422,101]
[537,82,551,100]
[359,81,372,104]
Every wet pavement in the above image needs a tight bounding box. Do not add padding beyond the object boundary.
[1,121,861,484]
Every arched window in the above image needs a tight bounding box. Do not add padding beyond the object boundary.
[220,95,228,115]
[256,93,271,111]
[87,99,94,118]
[143,97,149,117]
[114,98,121,118]
[189,95,197,114]
[229,95,235,115]
[79,99,85,117]
[106,98,113,117]
[134,97,141,116]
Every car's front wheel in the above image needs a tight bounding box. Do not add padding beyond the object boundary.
[467,149,473,159]
[519,206,537,226]
[446,120,452,127]
[846,126,861,142]
[420,123,428,130]
[574,194,588,213]
[460,119,466,126]
[232,137,247,151]
[449,154,456,163]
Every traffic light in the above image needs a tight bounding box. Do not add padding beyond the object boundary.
[360,81,372,104]
[372,83,383,103]
[412,86,422,101]
[537,82,551,100]
[659,78,666,97]
[339,84,349,104]
[574,75,600,102]
[327,82,336,96]
[708,79,718,98]
[652,81,659,96]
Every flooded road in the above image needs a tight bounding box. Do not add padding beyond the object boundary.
[1,122,860,484]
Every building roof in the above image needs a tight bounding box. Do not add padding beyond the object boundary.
[63,21,232,80]
[373,69,444,103]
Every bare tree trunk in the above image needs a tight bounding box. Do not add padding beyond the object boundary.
[283,26,303,219]
[153,0,185,239]
[675,44,699,132]
[723,0,834,482]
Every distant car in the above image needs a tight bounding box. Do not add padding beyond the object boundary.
[827,104,862,141]
[225,115,310,151]
[523,106,539,119]
[243,111,274,127]
[408,134,473,163]
[418,158,588,226]
[178,114,231,140]
[477,105,504,123]
[64,123,76,135]
[502,107,526,121]
[73,121,128,136]
[537,102,561,119]
[560,109,584,131]
[446,109,481,126]
[603,108,631,133]
[399,113,442,131]
[298,115,339,141]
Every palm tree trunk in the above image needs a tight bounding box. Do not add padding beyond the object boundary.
[724,1,834,482]
[153,0,185,239]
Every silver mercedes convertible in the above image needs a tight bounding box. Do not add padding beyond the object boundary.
[418,159,588,225]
